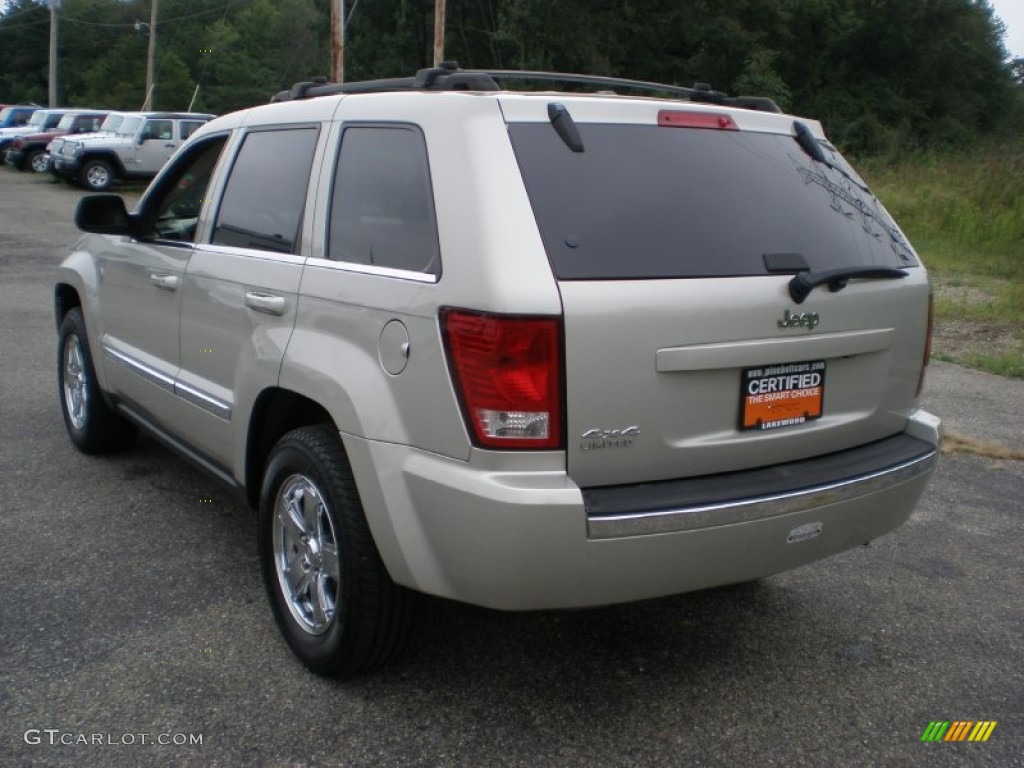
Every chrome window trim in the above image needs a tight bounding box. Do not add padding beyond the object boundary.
[303,255,438,283]
[196,243,306,265]
[586,449,938,540]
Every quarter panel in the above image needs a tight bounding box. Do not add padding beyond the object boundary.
[281,276,470,460]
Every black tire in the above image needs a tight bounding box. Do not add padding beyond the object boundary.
[259,424,417,677]
[27,149,48,173]
[57,308,138,454]
[80,158,115,191]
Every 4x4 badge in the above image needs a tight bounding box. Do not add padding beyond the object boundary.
[580,426,640,451]
[778,309,820,330]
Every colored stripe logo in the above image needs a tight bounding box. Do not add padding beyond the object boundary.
[921,721,997,742]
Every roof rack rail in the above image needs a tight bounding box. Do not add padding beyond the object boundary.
[270,64,782,113]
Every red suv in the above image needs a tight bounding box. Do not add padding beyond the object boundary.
[3,111,107,173]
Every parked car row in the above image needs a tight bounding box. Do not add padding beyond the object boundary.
[0,105,214,190]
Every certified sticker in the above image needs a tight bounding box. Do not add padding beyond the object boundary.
[741,360,826,431]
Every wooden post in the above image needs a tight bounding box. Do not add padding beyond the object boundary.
[48,0,59,107]
[433,0,446,67]
[332,0,345,83]
[143,0,158,110]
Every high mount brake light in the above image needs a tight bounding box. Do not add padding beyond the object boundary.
[658,109,739,130]
[441,309,564,450]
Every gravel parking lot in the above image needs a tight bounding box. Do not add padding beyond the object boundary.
[1,170,1021,767]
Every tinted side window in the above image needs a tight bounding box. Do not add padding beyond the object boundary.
[212,127,318,254]
[329,125,440,276]
[181,121,204,140]
[75,116,102,133]
[145,136,228,243]
[142,120,173,141]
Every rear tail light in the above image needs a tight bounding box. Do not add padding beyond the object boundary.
[916,291,934,396]
[441,308,563,450]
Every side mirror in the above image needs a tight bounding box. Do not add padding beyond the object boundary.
[75,195,136,236]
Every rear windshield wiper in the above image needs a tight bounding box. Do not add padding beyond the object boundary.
[789,266,908,304]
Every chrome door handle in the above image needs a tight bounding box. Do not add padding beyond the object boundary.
[150,273,179,291]
[245,292,286,316]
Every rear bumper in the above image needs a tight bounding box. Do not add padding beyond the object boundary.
[347,409,940,610]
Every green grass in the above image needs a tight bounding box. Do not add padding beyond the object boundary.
[858,143,1024,377]
[959,352,1024,378]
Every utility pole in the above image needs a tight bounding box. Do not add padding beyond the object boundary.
[331,0,345,83]
[143,0,158,110]
[433,0,446,67]
[48,0,59,107]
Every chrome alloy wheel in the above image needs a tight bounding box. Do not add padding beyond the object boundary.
[62,333,89,430]
[85,163,110,189]
[31,152,50,173]
[272,475,341,635]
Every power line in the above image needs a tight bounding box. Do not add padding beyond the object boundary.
[58,0,253,29]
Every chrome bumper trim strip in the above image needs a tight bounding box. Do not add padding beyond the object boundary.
[586,449,938,540]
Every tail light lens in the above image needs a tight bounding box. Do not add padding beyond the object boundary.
[441,308,563,450]
[916,290,934,397]
[658,109,738,130]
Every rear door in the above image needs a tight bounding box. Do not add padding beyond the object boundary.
[503,98,931,488]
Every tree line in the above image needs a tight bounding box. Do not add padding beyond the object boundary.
[0,0,1020,155]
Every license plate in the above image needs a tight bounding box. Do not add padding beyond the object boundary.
[740,360,826,431]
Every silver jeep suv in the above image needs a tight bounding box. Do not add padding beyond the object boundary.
[51,111,214,191]
[55,67,940,677]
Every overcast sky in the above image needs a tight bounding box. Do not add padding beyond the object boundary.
[990,0,1024,58]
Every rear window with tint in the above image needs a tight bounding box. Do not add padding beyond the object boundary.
[508,123,917,280]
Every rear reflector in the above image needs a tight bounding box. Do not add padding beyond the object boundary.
[441,309,563,450]
[658,109,738,130]
[916,291,934,396]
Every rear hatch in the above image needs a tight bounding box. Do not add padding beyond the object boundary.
[501,96,930,488]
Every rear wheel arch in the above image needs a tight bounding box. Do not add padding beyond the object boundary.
[245,388,334,510]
